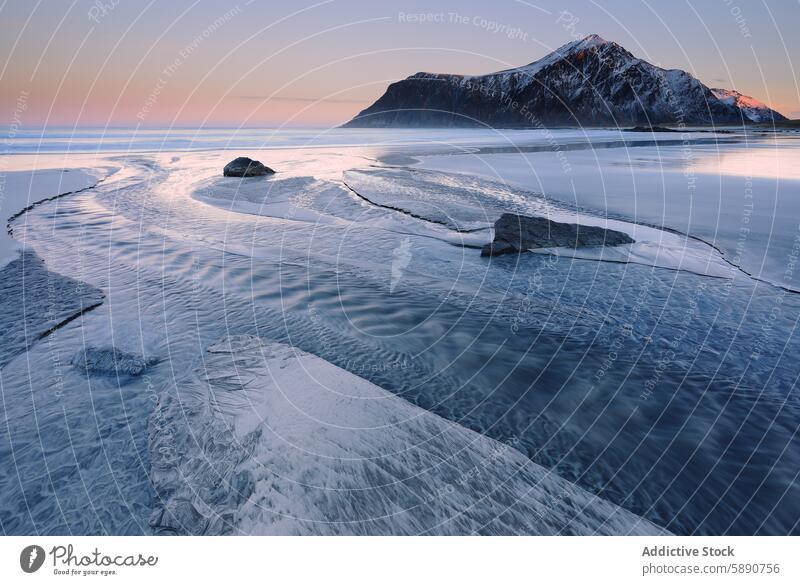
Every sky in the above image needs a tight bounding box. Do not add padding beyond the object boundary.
[1,0,798,128]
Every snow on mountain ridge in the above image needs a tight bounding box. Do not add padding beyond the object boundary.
[460,34,629,81]
[345,35,784,127]
[710,87,786,122]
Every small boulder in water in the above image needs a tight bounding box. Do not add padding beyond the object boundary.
[222,157,274,177]
[71,347,158,376]
[481,213,634,257]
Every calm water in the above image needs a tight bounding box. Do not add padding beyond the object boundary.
[1,129,799,535]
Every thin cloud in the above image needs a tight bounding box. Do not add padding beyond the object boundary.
[234,95,369,104]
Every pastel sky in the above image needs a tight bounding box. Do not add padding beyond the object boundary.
[2,0,798,128]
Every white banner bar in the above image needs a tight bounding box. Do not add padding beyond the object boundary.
[1,536,797,584]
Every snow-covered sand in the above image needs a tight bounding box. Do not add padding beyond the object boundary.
[189,152,736,279]
[0,165,115,366]
[415,137,800,284]
[149,334,667,535]
[0,167,100,267]
[191,173,490,251]
[398,158,737,278]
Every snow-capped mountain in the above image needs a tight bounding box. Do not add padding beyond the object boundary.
[710,87,787,123]
[345,35,784,127]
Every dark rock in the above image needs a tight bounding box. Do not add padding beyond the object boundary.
[481,213,635,257]
[626,125,679,132]
[222,157,274,177]
[481,241,517,257]
[0,252,105,368]
[71,347,158,376]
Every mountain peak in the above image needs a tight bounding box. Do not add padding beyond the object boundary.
[506,34,628,76]
[577,33,610,47]
[559,34,615,53]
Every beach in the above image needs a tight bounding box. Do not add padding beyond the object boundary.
[1,127,799,535]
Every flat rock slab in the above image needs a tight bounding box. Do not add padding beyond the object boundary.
[0,252,104,368]
[481,213,635,257]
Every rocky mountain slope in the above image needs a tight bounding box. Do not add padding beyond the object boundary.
[710,87,787,123]
[345,35,784,128]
